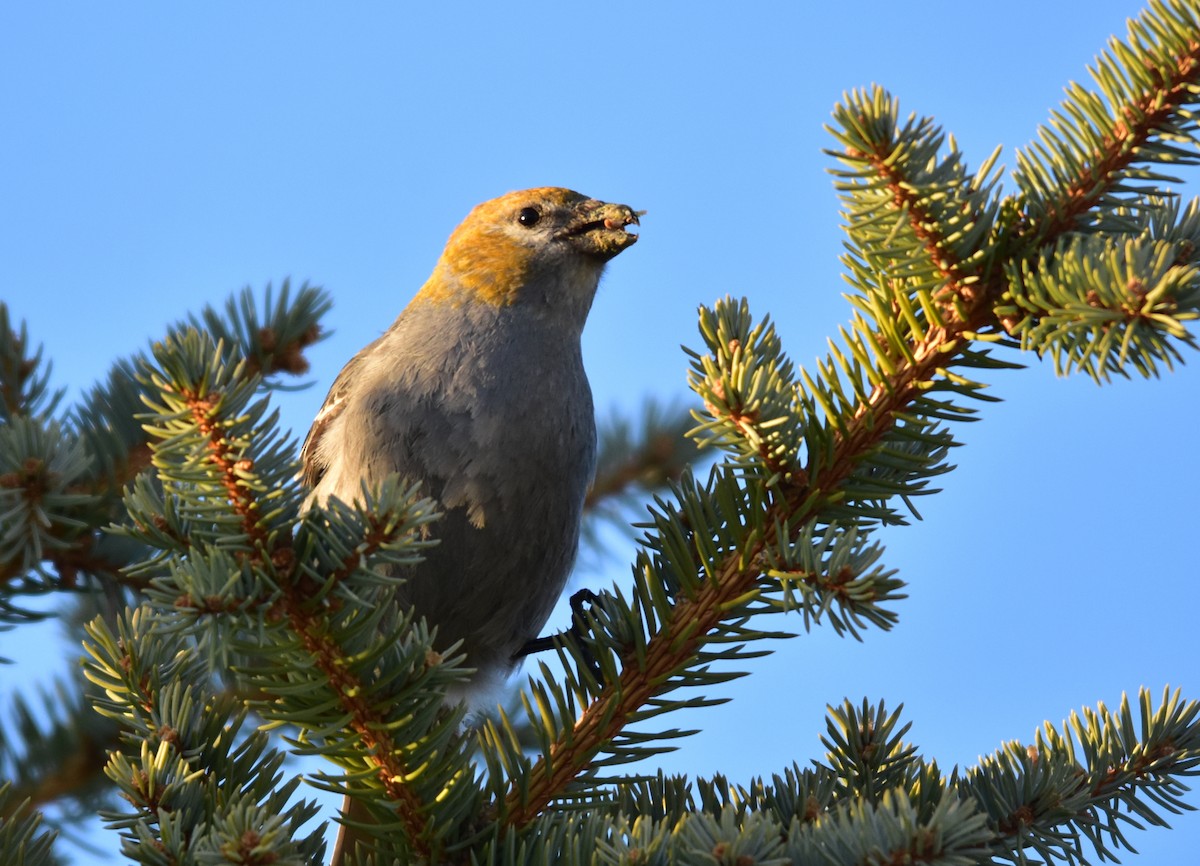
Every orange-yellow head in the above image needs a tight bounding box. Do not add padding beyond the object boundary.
[417,187,641,308]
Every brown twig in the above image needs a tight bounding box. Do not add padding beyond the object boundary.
[274,591,432,860]
[184,391,269,551]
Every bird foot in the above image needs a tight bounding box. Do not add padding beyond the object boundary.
[514,589,604,685]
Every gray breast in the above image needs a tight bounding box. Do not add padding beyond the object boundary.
[363,302,598,680]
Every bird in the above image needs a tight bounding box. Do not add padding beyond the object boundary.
[298,187,640,861]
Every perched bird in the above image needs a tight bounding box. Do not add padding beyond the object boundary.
[300,187,641,701]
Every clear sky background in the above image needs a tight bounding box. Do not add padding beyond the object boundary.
[3,2,1198,863]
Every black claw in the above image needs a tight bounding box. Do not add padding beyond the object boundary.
[568,588,600,622]
[514,589,606,687]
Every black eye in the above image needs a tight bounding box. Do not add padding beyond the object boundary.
[517,206,541,227]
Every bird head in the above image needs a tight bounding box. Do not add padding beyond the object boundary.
[416,188,641,313]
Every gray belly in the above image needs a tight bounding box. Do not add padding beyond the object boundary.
[397,486,585,672]
[333,316,597,681]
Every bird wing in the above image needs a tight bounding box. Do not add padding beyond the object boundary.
[299,340,375,489]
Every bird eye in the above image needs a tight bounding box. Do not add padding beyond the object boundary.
[517,206,541,227]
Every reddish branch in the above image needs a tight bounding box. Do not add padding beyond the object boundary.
[270,541,435,858]
[505,41,1200,823]
[1033,35,1200,243]
[274,592,432,860]
[180,385,435,859]
[185,391,269,551]
[505,530,777,824]
[844,145,979,310]
[507,322,969,824]
[328,514,403,587]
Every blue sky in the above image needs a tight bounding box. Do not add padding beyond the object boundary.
[3,2,1198,863]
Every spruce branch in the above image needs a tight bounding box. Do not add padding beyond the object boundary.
[960,687,1200,865]
[0,417,102,619]
[524,690,1197,865]
[0,282,330,617]
[0,676,117,824]
[1015,0,1200,243]
[0,304,61,424]
[106,326,479,862]
[0,782,58,866]
[492,0,1200,833]
[8,5,1200,863]
[271,578,432,859]
[176,280,332,384]
[579,401,698,566]
[81,608,327,865]
[1001,200,1200,380]
[500,502,780,824]
[70,281,328,506]
[585,401,696,516]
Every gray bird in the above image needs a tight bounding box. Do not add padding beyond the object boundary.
[299,187,640,863]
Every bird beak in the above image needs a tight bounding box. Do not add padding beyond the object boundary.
[559,200,643,261]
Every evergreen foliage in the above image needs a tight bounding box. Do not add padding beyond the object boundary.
[4,2,1200,863]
